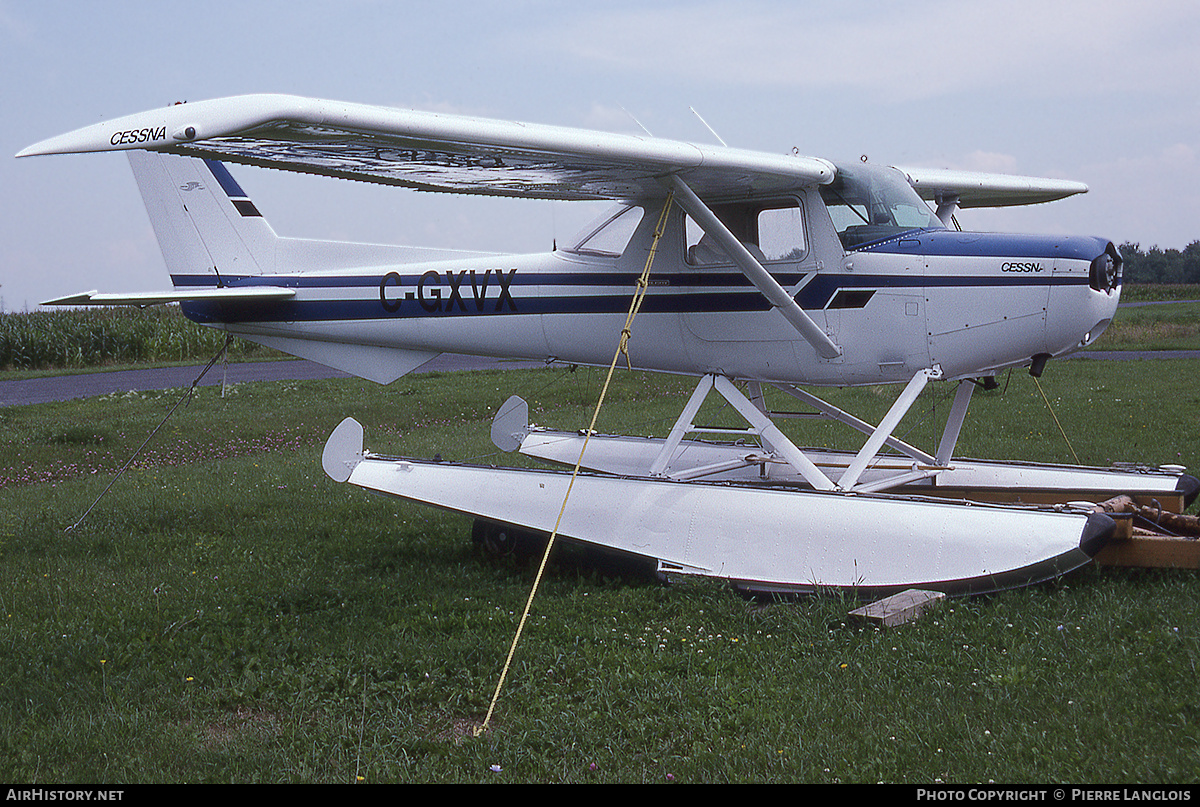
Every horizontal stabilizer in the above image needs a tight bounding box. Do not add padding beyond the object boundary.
[41,287,296,307]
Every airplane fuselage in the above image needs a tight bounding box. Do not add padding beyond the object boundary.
[179,182,1121,387]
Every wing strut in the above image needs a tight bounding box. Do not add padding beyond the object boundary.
[667,175,842,360]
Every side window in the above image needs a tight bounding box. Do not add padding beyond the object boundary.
[758,204,806,261]
[685,200,806,265]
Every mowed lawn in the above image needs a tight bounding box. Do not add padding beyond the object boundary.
[1,355,1199,783]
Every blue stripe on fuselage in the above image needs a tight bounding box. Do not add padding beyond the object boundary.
[853,230,1108,262]
[792,273,1084,310]
[179,274,1091,324]
[170,270,808,290]
[174,229,1105,324]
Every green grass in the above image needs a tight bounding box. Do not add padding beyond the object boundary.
[2,361,1199,783]
[1118,283,1200,303]
[0,306,281,372]
[1092,283,1200,351]
[1094,301,1200,351]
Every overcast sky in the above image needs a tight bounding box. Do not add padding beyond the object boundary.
[3,0,1198,311]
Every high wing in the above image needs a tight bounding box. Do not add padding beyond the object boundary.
[898,165,1087,208]
[16,94,835,201]
[16,94,1086,209]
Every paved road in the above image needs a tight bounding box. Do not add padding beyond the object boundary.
[0,354,546,407]
[1119,299,1200,307]
[1072,350,1200,362]
[3,350,1198,408]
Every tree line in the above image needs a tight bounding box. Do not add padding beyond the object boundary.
[1119,241,1200,284]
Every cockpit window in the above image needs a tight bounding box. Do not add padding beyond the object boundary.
[685,199,807,265]
[567,204,645,257]
[820,164,943,250]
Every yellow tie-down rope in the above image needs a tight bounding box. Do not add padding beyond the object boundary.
[476,191,675,735]
[1032,375,1081,465]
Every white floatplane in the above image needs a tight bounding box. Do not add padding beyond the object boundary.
[20,95,1197,596]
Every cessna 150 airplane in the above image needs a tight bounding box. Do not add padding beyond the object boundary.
[19,94,1198,596]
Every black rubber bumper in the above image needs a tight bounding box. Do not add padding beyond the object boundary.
[1080,512,1116,558]
[1177,474,1200,509]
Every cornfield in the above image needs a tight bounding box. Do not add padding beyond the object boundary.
[0,306,278,370]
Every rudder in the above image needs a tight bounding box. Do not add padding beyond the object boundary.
[128,151,278,285]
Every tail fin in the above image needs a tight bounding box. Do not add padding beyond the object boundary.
[127,151,278,285]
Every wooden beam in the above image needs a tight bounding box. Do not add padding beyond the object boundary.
[1094,535,1200,569]
[849,589,945,627]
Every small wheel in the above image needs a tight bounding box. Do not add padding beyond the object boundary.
[471,519,548,560]
[472,519,518,558]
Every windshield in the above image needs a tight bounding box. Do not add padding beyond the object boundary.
[565,204,645,257]
[820,164,943,250]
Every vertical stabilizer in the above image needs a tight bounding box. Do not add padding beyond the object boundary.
[127,151,278,284]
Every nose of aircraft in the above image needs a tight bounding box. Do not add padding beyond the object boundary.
[1089,242,1123,295]
[1047,239,1123,357]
